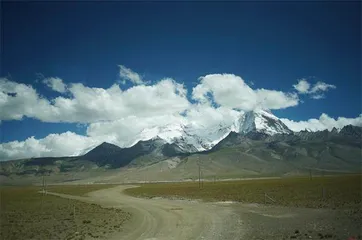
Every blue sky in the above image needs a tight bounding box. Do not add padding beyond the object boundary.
[0,1,361,159]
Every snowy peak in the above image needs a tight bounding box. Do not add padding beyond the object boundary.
[130,121,236,153]
[239,110,292,135]
[82,110,294,158]
[139,123,185,143]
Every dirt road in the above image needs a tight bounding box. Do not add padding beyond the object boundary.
[49,185,244,240]
[48,185,362,240]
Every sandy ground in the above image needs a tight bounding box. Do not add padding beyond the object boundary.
[48,186,362,240]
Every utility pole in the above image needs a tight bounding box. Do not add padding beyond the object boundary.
[198,163,201,189]
[201,170,204,189]
[41,175,45,211]
[42,175,45,193]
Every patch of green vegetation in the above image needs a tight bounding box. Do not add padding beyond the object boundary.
[125,174,362,209]
[0,185,131,240]
[47,184,119,196]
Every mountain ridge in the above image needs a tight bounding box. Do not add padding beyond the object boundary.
[81,109,293,156]
[76,110,361,156]
[1,106,361,185]
[1,124,360,184]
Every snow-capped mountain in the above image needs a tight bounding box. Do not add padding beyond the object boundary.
[129,123,185,146]
[4,124,360,180]
[123,120,239,153]
[238,109,293,135]
[93,109,293,155]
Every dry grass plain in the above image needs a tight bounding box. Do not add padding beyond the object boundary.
[124,174,362,239]
[125,174,362,209]
[46,184,119,196]
[0,185,131,240]
[1,175,361,240]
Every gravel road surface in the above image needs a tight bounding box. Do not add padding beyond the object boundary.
[48,185,361,240]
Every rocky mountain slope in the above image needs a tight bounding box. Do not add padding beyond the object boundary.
[210,124,361,171]
[81,138,167,168]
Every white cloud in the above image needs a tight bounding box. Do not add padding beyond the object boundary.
[86,114,187,147]
[310,94,325,100]
[0,132,99,161]
[85,105,241,148]
[0,106,241,160]
[0,77,189,123]
[0,78,57,121]
[119,65,145,85]
[2,111,360,161]
[281,114,362,132]
[0,68,355,161]
[309,81,336,94]
[293,79,310,94]
[43,77,67,93]
[0,107,242,160]
[293,78,336,99]
[185,105,240,128]
[0,73,301,124]
[255,89,299,110]
[192,74,299,111]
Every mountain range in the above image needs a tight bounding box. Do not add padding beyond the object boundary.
[87,109,295,154]
[1,110,361,184]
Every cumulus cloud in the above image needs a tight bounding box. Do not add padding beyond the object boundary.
[1,72,298,124]
[43,77,67,93]
[281,114,362,132]
[293,79,310,94]
[293,78,336,99]
[0,132,99,161]
[84,104,241,149]
[0,107,242,160]
[0,77,189,123]
[86,105,241,146]
[185,105,240,128]
[309,81,336,94]
[119,65,145,85]
[0,78,57,121]
[0,67,355,161]
[86,114,187,147]
[51,79,189,122]
[255,89,299,110]
[192,74,299,110]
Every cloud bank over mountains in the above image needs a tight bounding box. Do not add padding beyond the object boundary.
[281,114,362,132]
[0,66,360,160]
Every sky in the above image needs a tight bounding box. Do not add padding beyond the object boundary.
[0,1,361,160]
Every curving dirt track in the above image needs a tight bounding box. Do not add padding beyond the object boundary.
[49,185,244,240]
[48,185,362,240]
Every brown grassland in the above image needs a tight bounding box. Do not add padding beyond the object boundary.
[46,184,119,196]
[1,175,361,240]
[125,174,362,209]
[0,185,130,240]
